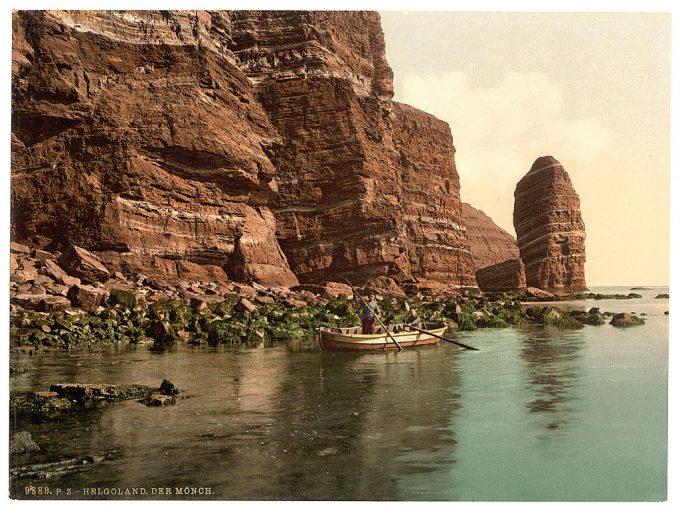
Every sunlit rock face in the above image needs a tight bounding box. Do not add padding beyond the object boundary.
[12,10,478,290]
[513,156,586,292]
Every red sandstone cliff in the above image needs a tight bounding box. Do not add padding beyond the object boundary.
[393,104,476,289]
[462,203,519,271]
[11,10,478,290]
[513,156,586,292]
[12,10,298,286]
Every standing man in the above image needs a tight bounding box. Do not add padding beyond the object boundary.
[360,294,382,334]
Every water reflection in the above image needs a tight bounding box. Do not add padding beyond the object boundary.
[519,328,585,433]
[11,342,466,500]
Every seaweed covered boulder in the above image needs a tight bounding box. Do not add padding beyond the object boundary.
[525,306,584,329]
[207,319,251,345]
[572,307,606,326]
[10,431,41,455]
[610,313,645,328]
[108,289,137,310]
[146,320,179,347]
[149,298,193,328]
[10,381,179,418]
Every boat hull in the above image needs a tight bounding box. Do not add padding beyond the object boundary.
[319,324,447,351]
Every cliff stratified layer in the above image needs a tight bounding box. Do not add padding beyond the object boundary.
[229,11,476,288]
[12,10,478,290]
[513,156,586,292]
[462,202,519,271]
[12,10,297,286]
[393,103,476,289]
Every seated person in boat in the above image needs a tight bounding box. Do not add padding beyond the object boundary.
[405,309,421,329]
[359,294,382,334]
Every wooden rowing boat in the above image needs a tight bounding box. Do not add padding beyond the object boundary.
[318,322,448,351]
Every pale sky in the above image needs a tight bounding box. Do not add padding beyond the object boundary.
[381,12,671,287]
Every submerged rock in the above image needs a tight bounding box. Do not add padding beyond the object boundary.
[139,394,176,407]
[11,382,177,417]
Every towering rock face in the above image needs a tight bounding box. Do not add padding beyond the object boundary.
[392,103,476,289]
[229,11,476,289]
[12,10,298,286]
[513,156,586,292]
[12,10,477,290]
[462,203,519,271]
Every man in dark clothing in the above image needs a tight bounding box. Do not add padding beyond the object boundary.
[405,308,421,329]
[360,294,381,334]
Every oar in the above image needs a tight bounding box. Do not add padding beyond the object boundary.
[405,324,479,351]
[345,279,403,352]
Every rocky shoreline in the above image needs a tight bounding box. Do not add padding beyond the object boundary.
[10,241,655,358]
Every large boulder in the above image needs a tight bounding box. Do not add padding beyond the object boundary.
[610,313,645,327]
[10,242,31,254]
[292,282,354,298]
[476,259,527,292]
[42,259,68,282]
[11,293,71,312]
[67,284,108,311]
[57,245,110,284]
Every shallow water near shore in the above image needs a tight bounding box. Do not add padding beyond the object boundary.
[10,287,668,501]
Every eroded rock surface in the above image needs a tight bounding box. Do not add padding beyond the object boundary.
[462,203,519,271]
[513,156,586,292]
[12,10,478,291]
[475,259,526,292]
[12,10,297,287]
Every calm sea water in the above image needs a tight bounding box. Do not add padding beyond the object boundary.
[9,287,668,501]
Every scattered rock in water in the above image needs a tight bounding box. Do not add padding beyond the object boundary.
[524,287,557,301]
[11,381,178,417]
[664,311,669,315]
[583,312,606,325]
[49,383,159,406]
[10,431,41,455]
[139,394,176,407]
[655,294,669,299]
[11,450,120,480]
[159,379,179,396]
[610,313,645,328]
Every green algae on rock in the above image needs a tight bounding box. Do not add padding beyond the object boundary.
[610,313,646,328]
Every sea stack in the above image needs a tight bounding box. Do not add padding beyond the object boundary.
[513,156,586,292]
